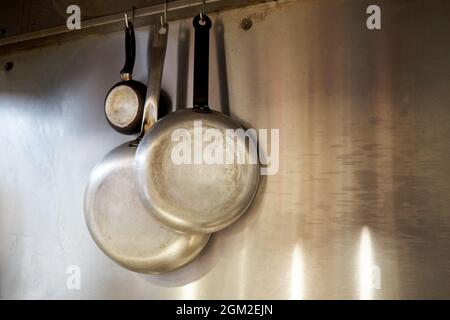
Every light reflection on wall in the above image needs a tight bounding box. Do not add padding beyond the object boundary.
[238,246,247,299]
[358,226,376,300]
[290,244,304,300]
[182,281,198,300]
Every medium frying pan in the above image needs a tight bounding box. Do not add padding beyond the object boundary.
[134,14,260,234]
[104,19,147,135]
[84,22,210,274]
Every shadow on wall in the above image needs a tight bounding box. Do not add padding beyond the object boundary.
[215,19,230,117]
[175,20,190,110]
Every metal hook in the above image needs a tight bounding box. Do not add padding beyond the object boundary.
[125,7,135,28]
[200,0,206,21]
[125,13,129,28]
[161,0,168,27]
[159,0,169,34]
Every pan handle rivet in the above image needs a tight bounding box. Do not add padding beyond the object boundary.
[4,61,13,71]
[240,17,252,30]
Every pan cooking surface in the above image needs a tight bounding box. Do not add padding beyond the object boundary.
[135,109,260,234]
[105,85,139,128]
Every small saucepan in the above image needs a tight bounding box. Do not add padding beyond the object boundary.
[104,17,147,135]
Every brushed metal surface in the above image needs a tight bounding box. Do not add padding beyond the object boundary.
[1,0,450,299]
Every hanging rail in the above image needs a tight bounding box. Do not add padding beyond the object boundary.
[0,0,277,55]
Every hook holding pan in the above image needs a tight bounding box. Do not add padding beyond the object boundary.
[125,7,136,29]
[160,0,168,32]
[200,0,206,21]
[125,13,129,28]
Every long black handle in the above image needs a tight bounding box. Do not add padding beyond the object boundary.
[193,14,212,112]
[121,21,136,77]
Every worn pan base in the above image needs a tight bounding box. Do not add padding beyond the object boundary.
[135,109,260,234]
[84,142,210,274]
[104,80,147,135]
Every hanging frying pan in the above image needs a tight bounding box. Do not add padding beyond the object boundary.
[134,14,260,234]
[104,18,147,135]
[85,22,210,274]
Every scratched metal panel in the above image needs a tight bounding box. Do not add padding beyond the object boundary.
[1,0,450,299]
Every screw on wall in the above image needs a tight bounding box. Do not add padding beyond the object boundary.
[4,62,14,72]
[240,17,253,30]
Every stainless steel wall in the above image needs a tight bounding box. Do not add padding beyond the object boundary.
[1,0,450,299]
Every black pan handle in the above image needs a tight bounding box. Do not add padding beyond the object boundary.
[193,14,212,112]
[121,21,136,78]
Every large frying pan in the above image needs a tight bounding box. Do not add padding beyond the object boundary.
[84,22,210,274]
[134,14,260,234]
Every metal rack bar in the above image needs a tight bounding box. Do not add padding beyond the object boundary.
[0,0,277,55]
